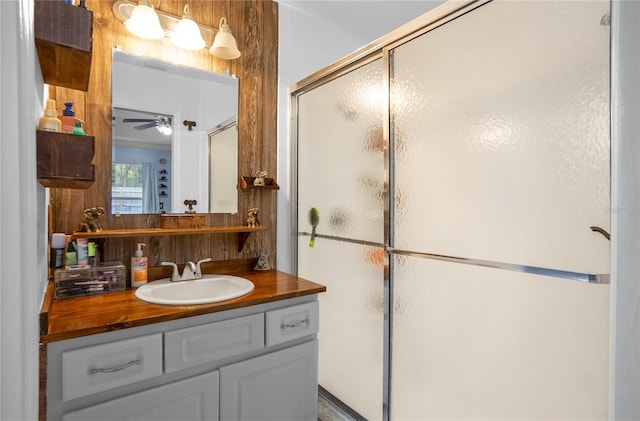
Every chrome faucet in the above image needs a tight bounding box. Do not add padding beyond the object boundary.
[196,257,212,277]
[181,261,198,281]
[161,258,212,282]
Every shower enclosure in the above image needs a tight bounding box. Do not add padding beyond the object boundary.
[291,1,611,420]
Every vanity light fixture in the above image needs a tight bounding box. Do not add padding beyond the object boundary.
[113,0,241,59]
[124,0,164,40]
[171,5,205,50]
[209,17,241,60]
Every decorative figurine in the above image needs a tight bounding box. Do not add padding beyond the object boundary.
[184,199,197,214]
[253,170,268,186]
[246,207,260,227]
[254,250,272,271]
[76,206,105,232]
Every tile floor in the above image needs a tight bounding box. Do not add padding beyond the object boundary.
[318,393,355,421]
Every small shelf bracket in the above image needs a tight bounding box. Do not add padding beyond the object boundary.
[237,232,253,252]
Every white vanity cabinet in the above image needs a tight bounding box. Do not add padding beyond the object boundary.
[62,371,220,421]
[220,340,317,421]
[46,296,319,421]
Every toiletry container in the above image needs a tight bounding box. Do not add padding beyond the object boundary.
[59,102,85,134]
[72,121,85,135]
[49,233,66,269]
[38,99,62,132]
[131,243,148,288]
[76,238,89,265]
[66,239,78,266]
[88,240,97,265]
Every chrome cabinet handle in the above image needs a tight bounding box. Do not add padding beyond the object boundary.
[281,318,309,330]
[89,360,141,375]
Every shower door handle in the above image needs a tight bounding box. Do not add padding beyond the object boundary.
[590,226,610,240]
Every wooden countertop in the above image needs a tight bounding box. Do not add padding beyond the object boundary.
[40,260,326,343]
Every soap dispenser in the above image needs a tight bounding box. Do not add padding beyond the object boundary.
[59,102,85,134]
[131,243,148,288]
[38,99,62,132]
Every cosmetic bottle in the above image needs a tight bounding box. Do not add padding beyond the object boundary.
[38,99,62,132]
[59,102,85,134]
[49,233,66,269]
[72,121,85,135]
[65,238,77,266]
[76,238,89,265]
[88,240,97,265]
[131,243,148,288]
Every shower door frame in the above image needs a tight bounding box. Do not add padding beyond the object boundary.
[289,0,610,419]
[290,3,488,420]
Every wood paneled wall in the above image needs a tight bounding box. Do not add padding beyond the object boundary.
[49,0,278,274]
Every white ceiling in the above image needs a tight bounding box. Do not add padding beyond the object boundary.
[276,0,444,41]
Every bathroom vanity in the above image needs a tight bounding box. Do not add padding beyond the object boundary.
[40,262,326,420]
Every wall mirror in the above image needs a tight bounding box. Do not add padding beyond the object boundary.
[111,49,239,215]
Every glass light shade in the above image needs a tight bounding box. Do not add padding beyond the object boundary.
[125,1,164,40]
[157,124,172,135]
[156,117,172,135]
[171,6,206,50]
[209,18,241,59]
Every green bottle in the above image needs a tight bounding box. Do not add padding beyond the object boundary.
[72,121,85,135]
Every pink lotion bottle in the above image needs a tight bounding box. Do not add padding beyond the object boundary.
[59,102,85,134]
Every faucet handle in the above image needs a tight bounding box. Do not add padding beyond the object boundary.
[196,258,212,277]
[161,261,179,282]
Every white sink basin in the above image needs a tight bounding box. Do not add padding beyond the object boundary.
[135,275,254,305]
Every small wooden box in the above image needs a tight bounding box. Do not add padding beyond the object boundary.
[190,214,205,228]
[34,0,93,91]
[161,214,205,229]
[36,130,95,189]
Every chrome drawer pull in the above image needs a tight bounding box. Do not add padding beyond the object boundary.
[89,360,141,375]
[281,318,309,330]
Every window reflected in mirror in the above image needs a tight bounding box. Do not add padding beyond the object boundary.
[112,107,172,214]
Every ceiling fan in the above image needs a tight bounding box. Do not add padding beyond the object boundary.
[123,116,173,135]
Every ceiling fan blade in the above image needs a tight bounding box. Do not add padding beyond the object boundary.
[123,118,156,123]
[134,122,157,130]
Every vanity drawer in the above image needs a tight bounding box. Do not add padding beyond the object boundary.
[61,333,163,401]
[164,313,264,373]
[266,301,319,346]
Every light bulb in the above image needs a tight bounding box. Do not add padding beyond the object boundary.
[125,0,164,40]
[171,5,206,50]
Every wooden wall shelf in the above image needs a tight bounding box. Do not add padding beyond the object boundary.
[72,226,268,252]
[239,176,279,190]
[36,130,95,189]
[34,0,93,91]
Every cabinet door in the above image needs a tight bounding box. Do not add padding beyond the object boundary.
[62,371,219,421]
[220,340,318,421]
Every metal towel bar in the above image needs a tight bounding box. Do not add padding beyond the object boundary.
[387,248,610,284]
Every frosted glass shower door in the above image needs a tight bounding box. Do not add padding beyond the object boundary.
[296,59,385,420]
[389,1,610,419]
[391,0,610,273]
